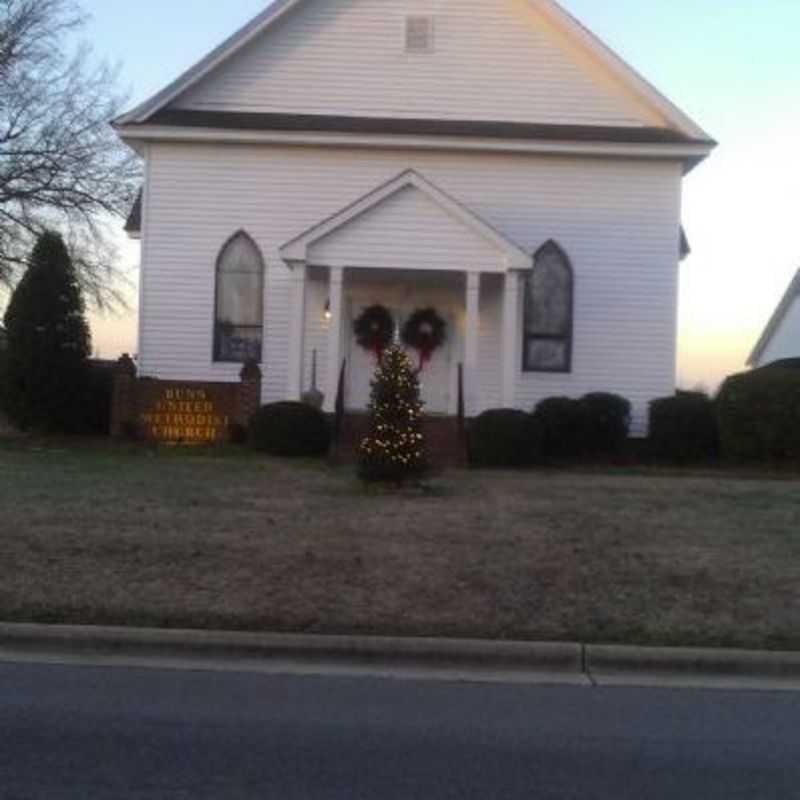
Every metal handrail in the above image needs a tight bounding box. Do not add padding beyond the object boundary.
[334,358,346,443]
[457,362,465,439]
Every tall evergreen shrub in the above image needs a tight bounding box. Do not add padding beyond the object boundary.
[3,232,91,432]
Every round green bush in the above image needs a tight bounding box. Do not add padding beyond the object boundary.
[649,392,718,463]
[580,392,632,455]
[468,409,542,468]
[249,402,331,457]
[533,396,586,459]
[717,367,800,462]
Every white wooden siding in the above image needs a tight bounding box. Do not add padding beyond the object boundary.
[758,298,800,365]
[140,142,682,433]
[173,0,656,128]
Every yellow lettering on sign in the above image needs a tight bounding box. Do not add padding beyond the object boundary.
[138,385,234,444]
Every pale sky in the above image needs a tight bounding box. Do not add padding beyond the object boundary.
[80,1,800,390]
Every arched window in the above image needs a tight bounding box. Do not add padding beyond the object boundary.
[523,241,573,373]
[214,231,265,363]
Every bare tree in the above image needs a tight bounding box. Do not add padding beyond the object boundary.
[0,0,140,306]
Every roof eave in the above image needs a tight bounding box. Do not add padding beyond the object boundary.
[114,0,305,126]
[115,122,714,168]
[532,0,714,143]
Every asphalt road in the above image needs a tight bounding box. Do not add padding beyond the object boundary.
[2,661,800,799]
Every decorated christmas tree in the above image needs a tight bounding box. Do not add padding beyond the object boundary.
[359,345,428,483]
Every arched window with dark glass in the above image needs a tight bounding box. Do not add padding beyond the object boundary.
[214,231,264,363]
[523,241,573,373]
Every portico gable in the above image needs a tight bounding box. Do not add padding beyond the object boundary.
[280,169,531,272]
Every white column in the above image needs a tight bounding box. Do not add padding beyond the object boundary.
[501,270,520,408]
[286,263,307,400]
[464,271,481,417]
[324,266,345,413]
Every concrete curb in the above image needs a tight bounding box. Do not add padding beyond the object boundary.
[0,623,582,681]
[586,644,800,684]
[2,623,800,689]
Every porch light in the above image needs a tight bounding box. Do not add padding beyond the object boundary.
[324,299,331,321]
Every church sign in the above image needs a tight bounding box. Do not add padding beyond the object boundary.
[139,387,231,443]
[110,356,262,444]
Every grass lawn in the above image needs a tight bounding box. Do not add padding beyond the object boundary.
[1,439,799,650]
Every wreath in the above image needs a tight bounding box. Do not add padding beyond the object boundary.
[402,307,447,371]
[353,304,395,360]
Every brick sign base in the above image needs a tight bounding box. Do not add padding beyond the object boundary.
[111,356,261,444]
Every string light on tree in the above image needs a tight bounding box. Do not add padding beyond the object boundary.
[358,345,428,483]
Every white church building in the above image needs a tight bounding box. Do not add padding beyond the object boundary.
[116,0,715,434]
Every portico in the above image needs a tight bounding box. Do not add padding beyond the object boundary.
[279,169,531,416]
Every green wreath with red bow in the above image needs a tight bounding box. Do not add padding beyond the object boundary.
[354,304,395,360]
[402,307,447,372]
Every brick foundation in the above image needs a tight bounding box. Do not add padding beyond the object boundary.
[335,412,467,467]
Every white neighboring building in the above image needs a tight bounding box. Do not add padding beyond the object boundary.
[114,0,715,434]
[749,269,800,368]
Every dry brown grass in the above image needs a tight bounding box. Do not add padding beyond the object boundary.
[2,440,800,649]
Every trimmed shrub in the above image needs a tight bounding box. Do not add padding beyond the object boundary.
[533,396,586,459]
[468,409,542,468]
[249,402,331,457]
[717,367,800,462]
[649,392,718,463]
[81,360,114,436]
[580,392,632,455]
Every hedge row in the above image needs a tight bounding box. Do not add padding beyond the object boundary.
[7,356,792,468]
[469,392,632,467]
[467,361,800,469]
[651,363,800,465]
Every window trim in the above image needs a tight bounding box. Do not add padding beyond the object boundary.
[522,240,574,374]
[212,229,265,364]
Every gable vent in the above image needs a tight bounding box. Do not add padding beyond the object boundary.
[405,16,434,53]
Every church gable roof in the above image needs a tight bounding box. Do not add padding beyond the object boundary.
[116,0,712,147]
[280,169,532,270]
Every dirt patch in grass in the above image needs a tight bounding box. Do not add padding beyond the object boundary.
[2,441,800,649]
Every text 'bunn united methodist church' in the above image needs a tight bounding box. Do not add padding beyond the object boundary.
[140,388,230,442]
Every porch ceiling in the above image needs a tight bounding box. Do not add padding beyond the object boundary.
[279,169,532,272]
